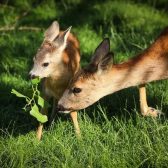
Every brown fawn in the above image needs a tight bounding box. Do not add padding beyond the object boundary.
[58,27,168,116]
[29,21,80,140]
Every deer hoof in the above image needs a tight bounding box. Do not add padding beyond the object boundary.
[143,107,162,117]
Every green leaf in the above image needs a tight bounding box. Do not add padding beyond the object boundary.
[30,104,48,123]
[11,89,26,98]
[31,78,41,85]
[38,96,44,108]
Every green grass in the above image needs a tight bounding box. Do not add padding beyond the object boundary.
[0,0,168,167]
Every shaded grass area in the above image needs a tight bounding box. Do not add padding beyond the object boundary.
[1,114,168,167]
[0,0,168,167]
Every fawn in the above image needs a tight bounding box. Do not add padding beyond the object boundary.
[58,27,168,116]
[29,21,80,140]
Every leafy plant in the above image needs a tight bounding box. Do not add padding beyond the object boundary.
[11,78,50,123]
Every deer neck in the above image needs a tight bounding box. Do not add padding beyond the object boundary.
[101,49,168,95]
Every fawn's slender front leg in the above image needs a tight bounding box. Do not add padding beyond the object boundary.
[70,111,80,137]
[139,84,160,117]
[49,104,80,137]
[36,89,50,140]
[49,107,81,137]
[36,106,48,140]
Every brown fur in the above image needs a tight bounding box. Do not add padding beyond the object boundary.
[111,27,168,88]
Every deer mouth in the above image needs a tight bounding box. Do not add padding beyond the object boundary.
[59,110,71,114]
[56,105,74,114]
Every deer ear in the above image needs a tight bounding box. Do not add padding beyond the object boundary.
[91,38,110,65]
[85,52,113,73]
[54,26,71,48]
[85,39,113,73]
[98,52,114,70]
[44,21,60,41]
[92,38,113,71]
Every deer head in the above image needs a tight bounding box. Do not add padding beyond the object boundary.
[58,38,114,113]
[58,26,168,113]
[29,21,71,78]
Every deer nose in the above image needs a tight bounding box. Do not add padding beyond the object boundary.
[31,74,36,79]
[57,104,65,112]
[29,73,36,79]
[29,70,36,79]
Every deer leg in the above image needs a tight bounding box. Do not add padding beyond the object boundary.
[139,84,161,117]
[36,85,50,141]
[70,111,81,138]
[36,107,48,140]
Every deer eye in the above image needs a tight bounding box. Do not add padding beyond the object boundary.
[42,62,49,67]
[72,87,82,94]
